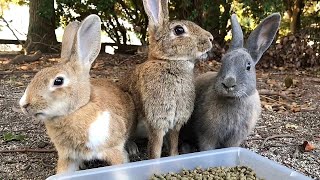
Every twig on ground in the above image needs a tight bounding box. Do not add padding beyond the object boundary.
[245,137,264,141]
[268,124,283,129]
[267,144,299,148]
[0,149,56,153]
[0,71,38,75]
[41,159,55,168]
[255,125,267,129]
[306,77,320,83]
[260,95,278,102]
[0,70,109,76]
[261,134,295,147]
[114,58,131,66]
[259,89,294,102]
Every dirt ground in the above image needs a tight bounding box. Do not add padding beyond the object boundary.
[0,53,319,180]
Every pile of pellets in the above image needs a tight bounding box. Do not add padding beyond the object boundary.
[150,166,264,180]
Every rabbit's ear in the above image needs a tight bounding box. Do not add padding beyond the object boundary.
[143,0,169,29]
[245,13,281,63]
[230,14,244,50]
[61,21,80,62]
[75,14,101,68]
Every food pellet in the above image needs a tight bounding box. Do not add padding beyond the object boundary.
[150,166,264,180]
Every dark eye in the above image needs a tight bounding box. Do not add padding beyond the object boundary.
[246,62,251,71]
[174,25,185,35]
[54,77,64,86]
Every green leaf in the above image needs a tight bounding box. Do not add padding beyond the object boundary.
[3,132,26,142]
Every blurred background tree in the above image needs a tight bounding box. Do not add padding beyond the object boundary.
[56,0,148,53]
[0,0,319,67]
[1,0,58,54]
[25,0,58,54]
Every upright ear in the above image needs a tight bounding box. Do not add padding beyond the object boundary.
[75,14,101,69]
[245,13,281,63]
[143,0,169,38]
[229,14,244,50]
[61,21,80,62]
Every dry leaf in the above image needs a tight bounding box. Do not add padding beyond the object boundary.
[20,65,29,70]
[21,74,30,78]
[15,81,24,86]
[285,123,299,129]
[264,104,273,111]
[291,106,301,113]
[302,141,315,152]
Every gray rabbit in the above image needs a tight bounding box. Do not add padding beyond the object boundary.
[180,13,281,151]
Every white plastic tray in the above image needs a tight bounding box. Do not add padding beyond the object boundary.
[47,147,311,180]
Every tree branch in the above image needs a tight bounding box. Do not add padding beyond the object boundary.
[0,17,26,54]
[0,148,56,153]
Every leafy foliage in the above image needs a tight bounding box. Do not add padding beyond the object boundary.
[0,0,26,16]
[170,0,231,45]
[3,132,26,142]
[56,0,148,48]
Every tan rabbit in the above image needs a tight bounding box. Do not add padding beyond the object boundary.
[19,15,136,174]
[121,0,213,159]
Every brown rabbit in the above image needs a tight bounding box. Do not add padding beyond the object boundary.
[121,0,213,159]
[19,15,136,174]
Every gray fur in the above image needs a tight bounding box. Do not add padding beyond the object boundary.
[229,14,243,50]
[181,13,280,151]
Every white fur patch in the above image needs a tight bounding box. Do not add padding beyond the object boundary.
[186,61,195,69]
[86,111,110,150]
[19,88,28,108]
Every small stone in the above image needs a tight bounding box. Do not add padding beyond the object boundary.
[37,141,48,148]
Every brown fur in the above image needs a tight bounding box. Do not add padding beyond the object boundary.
[121,0,213,159]
[19,15,136,174]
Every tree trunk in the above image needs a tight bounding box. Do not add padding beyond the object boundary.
[25,0,57,54]
[290,0,304,34]
[284,0,305,34]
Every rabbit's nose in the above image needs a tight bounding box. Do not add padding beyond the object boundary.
[222,83,236,89]
[222,77,236,89]
[22,103,30,109]
[209,35,213,42]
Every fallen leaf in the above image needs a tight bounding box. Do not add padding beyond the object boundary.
[302,141,315,152]
[15,81,24,86]
[285,123,299,129]
[21,74,30,78]
[20,65,28,70]
[291,106,301,113]
[264,104,273,111]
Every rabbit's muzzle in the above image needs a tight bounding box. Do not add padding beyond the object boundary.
[20,102,46,119]
[222,76,236,91]
[197,37,213,55]
[19,93,48,119]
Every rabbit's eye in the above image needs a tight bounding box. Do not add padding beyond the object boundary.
[174,25,185,36]
[246,62,251,71]
[54,77,64,86]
